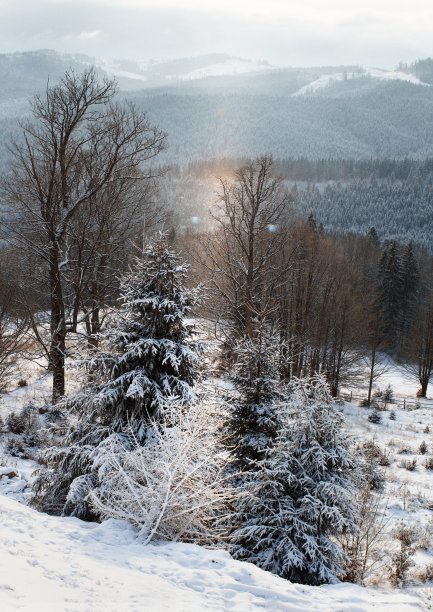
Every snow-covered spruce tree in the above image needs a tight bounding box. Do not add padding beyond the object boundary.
[226,325,282,471]
[229,376,358,585]
[32,235,201,518]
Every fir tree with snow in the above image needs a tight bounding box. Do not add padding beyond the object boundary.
[229,376,358,585]
[32,234,201,518]
[226,326,282,471]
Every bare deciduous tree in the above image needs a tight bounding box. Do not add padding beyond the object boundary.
[0,252,29,389]
[1,69,166,401]
[199,154,292,342]
[404,286,433,398]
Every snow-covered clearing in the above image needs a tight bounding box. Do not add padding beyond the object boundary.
[0,362,431,611]
[292,68,429,96]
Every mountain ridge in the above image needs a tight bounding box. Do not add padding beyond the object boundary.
[1,50,433,165]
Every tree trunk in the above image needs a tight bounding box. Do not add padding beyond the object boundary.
[419,376,429,398]
[49,242,66,402]
[367,347,376,405]
[89,306,100,348]
[245,232,254,339]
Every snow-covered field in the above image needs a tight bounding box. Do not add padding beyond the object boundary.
[0,363,432,611]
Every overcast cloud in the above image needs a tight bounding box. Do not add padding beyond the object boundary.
[0,0,432,67]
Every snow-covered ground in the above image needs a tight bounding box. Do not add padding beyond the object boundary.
[0,362,432,610]
[0,490,425,611]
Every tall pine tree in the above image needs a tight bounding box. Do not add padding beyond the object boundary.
[32,234,201,518]
[399,241,419,349]
[375,240,404,349]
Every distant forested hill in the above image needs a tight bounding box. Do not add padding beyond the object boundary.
[161,158,433,254]
[1,50,433,169]
[128,80,433,163]
[1,51,433,252]
[291,170,433,254]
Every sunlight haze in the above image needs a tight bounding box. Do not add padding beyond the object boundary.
[0,0,432,66]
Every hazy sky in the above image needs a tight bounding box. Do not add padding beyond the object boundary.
[0,0,432,67]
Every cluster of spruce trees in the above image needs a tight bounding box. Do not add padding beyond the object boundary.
[32,234,359,586]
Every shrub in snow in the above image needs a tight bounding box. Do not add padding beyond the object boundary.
[340,485,389,584]
[32,235,201,519]
[6,436,30,458]
[7,403,39,435]
[416,519,433,551]
[419,440,428,455]
[425,456,433,470]
[358,440,387,491]
[417,563,433,583]
[388,525,416,587]
[365,467,385,492]
[401,458,417,471]
[228,376,358,585]
[383,385,394,404]
[361,439,381,461]
[389,410,396,421]
[89,400,232,544]
[3,404,47,460]
[6,406,37,435]
[368,410,382,424]
[397,445,412,454]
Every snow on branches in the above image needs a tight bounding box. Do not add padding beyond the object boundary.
[75,235,202,437]
[229,376,358,585]
[89,399,232,545]
[32,234,202,519]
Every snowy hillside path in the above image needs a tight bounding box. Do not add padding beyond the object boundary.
[0,492,423,612]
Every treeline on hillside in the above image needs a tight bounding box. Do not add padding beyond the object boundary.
[128,78,433,162]
[183,156,433,182]
[183,158,433,401]
[163,157,433,254]
[399,57,433,85]
[292,174,433,254]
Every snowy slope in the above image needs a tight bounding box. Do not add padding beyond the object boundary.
[96,56,275,84]
[170,58,276,81]
[0,363,430,611]
[292,68,429,96]
[0,492,423,611]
